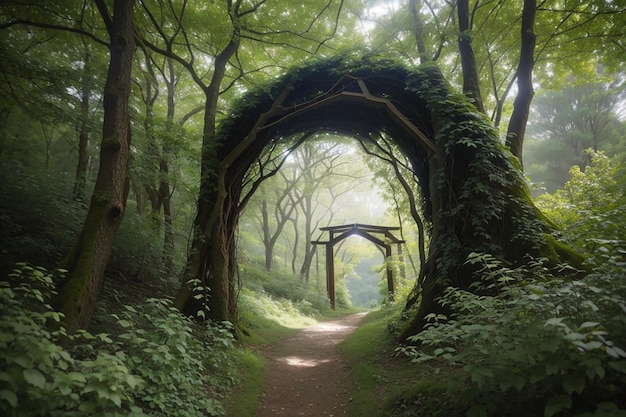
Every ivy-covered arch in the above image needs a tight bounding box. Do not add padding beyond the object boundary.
[174,56,584,338]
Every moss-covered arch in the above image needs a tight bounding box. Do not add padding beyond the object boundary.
[174,56,585,337]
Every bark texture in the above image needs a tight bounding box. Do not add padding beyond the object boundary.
[457,0,485,113]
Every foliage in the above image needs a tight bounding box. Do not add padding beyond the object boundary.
[0,158,85,274]
[0,156,181,284]
[398,252,626,417]
[239,264,331,315]
[0,264,237,417]
[109,299,236,417]
[525,82,626,193]
[535,150,626,263]
[0,264,146,417]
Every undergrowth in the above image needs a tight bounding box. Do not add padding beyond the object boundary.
[396,251,626,417]
[0,263,238,417]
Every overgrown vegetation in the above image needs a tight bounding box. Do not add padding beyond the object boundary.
[342,151,626,417]
[0,264,238,416]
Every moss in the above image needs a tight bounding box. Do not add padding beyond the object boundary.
[542,233,590,270]
[101,136,121,151]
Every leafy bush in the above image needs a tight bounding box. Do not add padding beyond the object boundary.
[0,159,84,274]
[535,150,626,264]
[110,299,236,417]
[240,264,331,313]
[398,253,626,417]
[0,264,236,417]
[0,264,145,417]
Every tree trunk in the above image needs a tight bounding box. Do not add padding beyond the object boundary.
[262,200,274,270]
[409,0,428,64]
[54,0,135,334]
[505,0,537,169]
[400,65,585,340]
[160,159,174,275]
[299,195,314,283]
[73,50,91,202]
[174,24,241,322]
[160,57,177,276]
[457,0,485,113]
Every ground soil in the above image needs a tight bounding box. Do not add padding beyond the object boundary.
[255,312,367,417]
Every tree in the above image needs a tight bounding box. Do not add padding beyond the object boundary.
[54,0,136,332]
[524,80,626,192]
[361,0,626,165]
[159,0,349,322]
[505,0,536,168]
[457,0,484,113]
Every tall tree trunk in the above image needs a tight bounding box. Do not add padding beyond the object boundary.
[409,0,428,64]
[54,0,135,334]
[160,159,174,275]
[299,195,314,283]
[73,50,91,202]
[262,200,274,270]
[141,49,162,226]
[160,57,177,276]
[457,0,485,113]
[174,25,241,322]
[505,0,537,169]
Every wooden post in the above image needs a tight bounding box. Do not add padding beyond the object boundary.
[386,245,394,300]
[326,232,336,309]
[397,242,406,280]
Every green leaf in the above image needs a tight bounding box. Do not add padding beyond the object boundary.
[499,373,525,392]
[22,368,46,388]
[544,395,572,417]
[606,346,626,359]
[117,319,132,328]
[13,355,31,369]
[562,373,585,394]
[0,389,18,407]
[608,361,626,374]
[110,392,122,407]
[466,404,488,417]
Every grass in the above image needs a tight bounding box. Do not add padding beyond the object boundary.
[339,303,464,417]
[225,349,266,417]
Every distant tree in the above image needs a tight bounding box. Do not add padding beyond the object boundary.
[524,80,626,192]
[363,0,626,165]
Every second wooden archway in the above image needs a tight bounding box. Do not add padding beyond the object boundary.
[312,223,405,309]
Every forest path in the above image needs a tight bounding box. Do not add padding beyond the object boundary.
[255,312,367,417]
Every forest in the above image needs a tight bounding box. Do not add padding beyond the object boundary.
[0,0,625,416]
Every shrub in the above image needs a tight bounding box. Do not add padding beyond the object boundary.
[0,264,237,417]
[0,264,145,417]
[398,253,626,417]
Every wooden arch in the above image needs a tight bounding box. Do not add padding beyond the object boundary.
[175,58,440,322]
[312,223,406,309]
[176,57,572,340]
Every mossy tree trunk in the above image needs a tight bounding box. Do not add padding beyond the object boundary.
[400,65,585,340]
[54,0,135,334]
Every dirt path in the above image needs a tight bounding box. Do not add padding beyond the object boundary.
[255,312,367,417]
